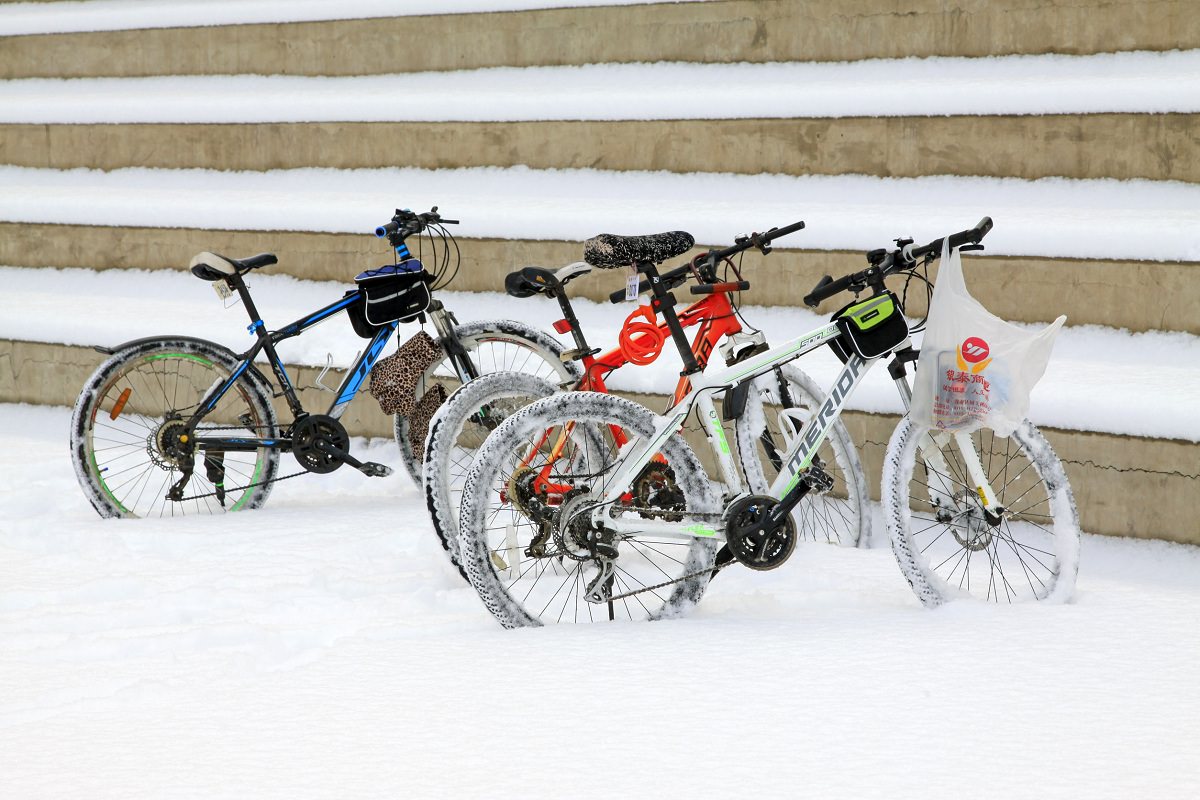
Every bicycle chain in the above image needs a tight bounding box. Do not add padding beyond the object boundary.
[569,503,731,604]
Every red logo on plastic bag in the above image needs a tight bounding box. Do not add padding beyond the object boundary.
[956,337,992,373]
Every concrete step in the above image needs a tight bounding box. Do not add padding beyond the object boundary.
[3,114,1197,182]
[2,0,1196,79]
[6,337,1193,544]
[3,222,1196,335]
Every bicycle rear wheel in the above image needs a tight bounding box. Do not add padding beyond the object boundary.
[883,417,1080,605]
[458,392,720,628]
[71,337,279,518]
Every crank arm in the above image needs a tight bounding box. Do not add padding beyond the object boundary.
[314,439,394,478]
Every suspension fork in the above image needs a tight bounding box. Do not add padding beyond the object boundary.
[428,301,477,383]
[891,350,1001,515]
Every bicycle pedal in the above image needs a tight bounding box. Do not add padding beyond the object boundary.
[358,461,394,478]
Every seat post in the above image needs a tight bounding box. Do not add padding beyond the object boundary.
[229,271,268,339]
[640,261,701,375]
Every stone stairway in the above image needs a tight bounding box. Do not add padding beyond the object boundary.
[0,0,1195,541]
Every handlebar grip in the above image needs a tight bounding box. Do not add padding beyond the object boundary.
[910,216,995,260]
[375,221,400,237]
[762,219,806,243]
[804,273,854,307]
[690,280,750,295]
[947,216,993,249]
[440,218,460,225]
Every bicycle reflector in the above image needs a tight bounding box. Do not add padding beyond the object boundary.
[618,305,666,366]
[109,387,132,420]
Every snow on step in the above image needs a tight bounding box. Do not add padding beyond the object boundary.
[4,165,1200,263]
[0,0,711,36]
[4,265,1197,442]
[2,50,1197,122]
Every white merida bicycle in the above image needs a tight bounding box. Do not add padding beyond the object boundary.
[456,218,1081,627]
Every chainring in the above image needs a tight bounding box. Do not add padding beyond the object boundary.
[291,414,350,474]
[724,494,796,571]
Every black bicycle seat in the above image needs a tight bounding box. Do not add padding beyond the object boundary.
[189,251,278,281]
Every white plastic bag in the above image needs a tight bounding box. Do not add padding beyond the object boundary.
[909,241,1065,436]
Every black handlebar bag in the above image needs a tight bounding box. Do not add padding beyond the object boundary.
[828,290,909,363]
[354,261,433,327]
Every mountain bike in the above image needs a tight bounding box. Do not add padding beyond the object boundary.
[455,218,1082,626]
[422,222,868,578]
[70,207,578,519]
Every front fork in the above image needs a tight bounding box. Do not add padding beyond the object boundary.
[428,300,476,384]
[893,370,1003,520]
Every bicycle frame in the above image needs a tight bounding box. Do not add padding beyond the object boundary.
[182,280,403,452]
[519,289,746,494]
[578,319,1003,542]
[577,291,744,402]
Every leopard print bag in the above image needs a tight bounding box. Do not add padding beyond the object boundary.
[370,331,448,460]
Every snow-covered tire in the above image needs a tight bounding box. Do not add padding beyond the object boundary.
[734,364,869,547]
[459,392,721,628]
[394,319,577,486]
[70,336,280,519]
[883,416,1080,606]
[423,371,559,579]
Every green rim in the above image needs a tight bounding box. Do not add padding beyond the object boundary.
[90,449,130,515]
[229,454,264,512]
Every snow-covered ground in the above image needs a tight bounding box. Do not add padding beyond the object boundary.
[0,402,1197,798]
[4,266,1199,442]
[0,0,711,36]
[3,50,1196,122]
[4,165,1200,262]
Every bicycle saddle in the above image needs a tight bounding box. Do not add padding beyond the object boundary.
[504,262,593,298]
[582,231,694,270]
[189,251,278,281]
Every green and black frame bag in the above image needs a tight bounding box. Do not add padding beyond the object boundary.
[828,290,909,362]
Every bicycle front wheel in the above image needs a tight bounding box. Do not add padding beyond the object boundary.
[458,392,720,628]
[394,319,578,485]
[883,417,1080,605]
[70,337,280,519]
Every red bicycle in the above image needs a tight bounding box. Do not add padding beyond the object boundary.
[422,224,868,578]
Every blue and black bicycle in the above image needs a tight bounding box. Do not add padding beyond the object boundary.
[70,208,578,518]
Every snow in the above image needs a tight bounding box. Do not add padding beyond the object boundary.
[0,0,712,36]
[4,165,1200,263]
[2,50,1197,122]
[4,266,1198,442]
[0,401,1198,797]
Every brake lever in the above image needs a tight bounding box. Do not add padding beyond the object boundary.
[960,244,985,252]
[751,231,773,255]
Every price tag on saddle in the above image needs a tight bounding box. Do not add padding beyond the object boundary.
[212,280,233,301]
[625,265,639,302]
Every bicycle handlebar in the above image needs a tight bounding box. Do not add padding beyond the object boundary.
[607,220,804,303]
[904,216,992,262]
[374,206,459,239]
[803,216,994,308]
